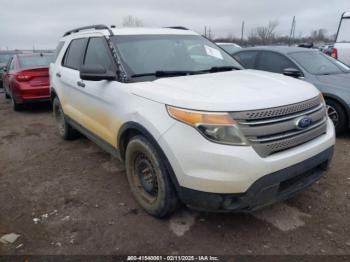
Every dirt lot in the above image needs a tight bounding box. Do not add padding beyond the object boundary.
[0,93,349,255]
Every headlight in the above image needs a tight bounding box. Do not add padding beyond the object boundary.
[167,106,249,146]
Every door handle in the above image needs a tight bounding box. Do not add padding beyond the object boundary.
[77,81,85,88]
[56,72,61,78]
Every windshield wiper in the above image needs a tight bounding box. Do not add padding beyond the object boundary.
[131,66,241,78]
[200,66,241,73]
[131,70,198,78]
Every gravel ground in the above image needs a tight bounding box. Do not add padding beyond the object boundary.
[0,93,349,255]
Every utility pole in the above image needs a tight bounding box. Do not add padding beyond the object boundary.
[204,26,207,38]
[241,20,245,45]
[289,16,296,46]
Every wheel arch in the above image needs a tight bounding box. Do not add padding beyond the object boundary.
[323,92,350,127]
[117,121,180,188]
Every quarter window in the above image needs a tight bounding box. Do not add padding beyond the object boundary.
[84,37,115,71]
[62,38,87,70]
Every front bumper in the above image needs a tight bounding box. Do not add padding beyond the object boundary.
[159,118,335,194]
[177,146,333,212]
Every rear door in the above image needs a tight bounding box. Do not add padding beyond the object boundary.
[3,57,16,94]
[335,15,350,66]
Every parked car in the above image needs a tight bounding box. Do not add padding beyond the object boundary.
[50,25,335,217]
[232,46,350,134]
[332,12,350,66]
[216,42,242,55]
[3,53,53,110]
[0,50,22,88]
[320,44,334,56]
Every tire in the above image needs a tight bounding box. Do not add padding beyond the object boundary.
[11,96,23,111]
[125,135,179,218]
[4,88,10,99]
[53,97,80,140]
[326,99,347,134]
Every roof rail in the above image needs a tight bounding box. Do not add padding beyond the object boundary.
[165,26,189,30]
[63,24,114,37]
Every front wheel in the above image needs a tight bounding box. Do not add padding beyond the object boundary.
[125,135,179,217]
[326,99,347,134]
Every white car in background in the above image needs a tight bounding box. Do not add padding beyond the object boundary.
[216,42,242,55]
[332,12,350,66]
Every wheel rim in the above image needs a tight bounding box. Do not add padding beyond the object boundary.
[132,152,159,204]
[54,103,65,135]
[327,105,339,127]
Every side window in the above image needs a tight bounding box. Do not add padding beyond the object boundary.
[6,57,13,71]
[84,37,115,71]
[62,38,87,70]
[233,51,258,69]
[53,41,65,63]
[258,52,296,73]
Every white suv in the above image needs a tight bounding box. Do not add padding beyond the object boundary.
[50,25,335,217]
[333,12,350,65]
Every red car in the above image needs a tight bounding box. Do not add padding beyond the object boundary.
[3,53,52,110]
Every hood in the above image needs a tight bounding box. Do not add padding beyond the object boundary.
[131,70,320,111]
[316,73,350,90]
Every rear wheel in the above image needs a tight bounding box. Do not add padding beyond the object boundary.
[125,135,179,217]
[4,88,10,99]
[53,97,80,140]
[11,96,23,111]
[326,99,347,134]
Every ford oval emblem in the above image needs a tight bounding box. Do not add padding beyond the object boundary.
[295,116,313,130]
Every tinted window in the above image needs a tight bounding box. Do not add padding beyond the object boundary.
[84,38,115,71]
[63,38,87,70]
[53,41,65,63]
[289,51,350,75]
[233,51,258,69]
[19,55,53,69]
[258,52,296,73]
[337,18,350,43]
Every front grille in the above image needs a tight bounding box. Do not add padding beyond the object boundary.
[231,96,328,157]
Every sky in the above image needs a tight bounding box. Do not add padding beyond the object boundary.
[0,0,348,50]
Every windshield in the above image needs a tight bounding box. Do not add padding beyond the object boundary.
[337,17,350,43]
[218,44,241,54]
[0,54,14,64]
[18,55,53,69]
[289,51,350,75]
[111,35,243,78]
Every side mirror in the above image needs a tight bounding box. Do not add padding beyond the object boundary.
[80,64,116,81]
[283,68,303,78]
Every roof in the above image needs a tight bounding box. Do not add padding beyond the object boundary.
[62,26,199,39]
[235,46,318,54]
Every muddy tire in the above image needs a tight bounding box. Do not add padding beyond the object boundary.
[53,97,80,140]
[326,99,347,134]
[125,135,179,218]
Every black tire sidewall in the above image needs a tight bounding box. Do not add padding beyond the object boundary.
[326,99,347,134]
[125,135,178,217]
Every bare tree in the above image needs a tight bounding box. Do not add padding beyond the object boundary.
[122,15,144,27]
[249,20,279,45]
